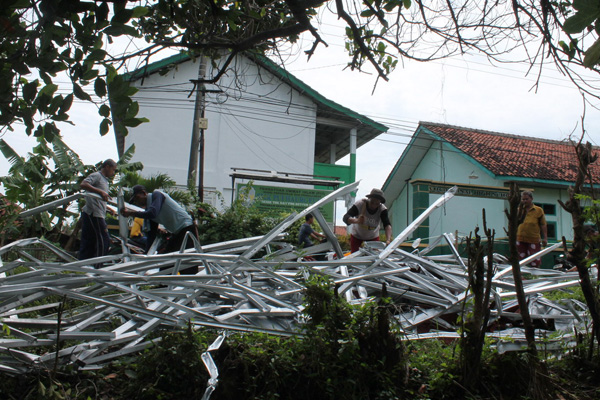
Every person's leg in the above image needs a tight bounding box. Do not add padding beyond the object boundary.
[516,241,529,261]
[350,235,363,253]
[165,225,198,274]
[528,242,542,267]
[78,212,94,260]
[98,217,110,257]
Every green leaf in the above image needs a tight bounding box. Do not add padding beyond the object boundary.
[23,81,39,102]
[403,0,411,9]
[51,114,69,121]
[73,83,92,101]
[82,68,99,81]
[100,118,111,135]
[131,6,149,18]
[99,104,111,117]
[563,0,600,34]
[48,95,63,114]
[123,117,149,128]
[125,101,139,119]
[584,37,600,68]
[60,94,74,114]
[95,78,107,97]
[360,9,375,17]
[111,8,134,24]
[86,49,107,63]
[39,84,58,97]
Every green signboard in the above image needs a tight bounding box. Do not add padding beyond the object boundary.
[237,184,334,222]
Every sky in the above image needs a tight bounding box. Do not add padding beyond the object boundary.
[2,12,600,216]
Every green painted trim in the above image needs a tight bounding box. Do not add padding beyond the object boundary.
[412,181,430,239]
[350,153,356,183]
[123,52,193,81]
[383,124,592,190]
[122,52,387,134]
[495,175,578,187]
[382,127,431,191]
[313,162,352,186]
[253,55,387,133]
[418,126,497,180]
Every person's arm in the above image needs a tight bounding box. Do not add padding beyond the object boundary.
[310,231,326,240]
[381,209,392,244]
[122,191,166,219]
[343,205,360,225]
[81,177,109,201]
[539,210,548,246]
[134,191,165,219]
[540,224,548,246]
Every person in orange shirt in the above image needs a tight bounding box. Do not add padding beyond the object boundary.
[516,190,548,267]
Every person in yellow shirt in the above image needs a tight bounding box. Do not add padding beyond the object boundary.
[129,217,147,249]
[516,190,548,267]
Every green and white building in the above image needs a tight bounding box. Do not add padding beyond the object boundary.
[382,122,600,261]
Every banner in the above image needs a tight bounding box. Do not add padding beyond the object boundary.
[237,184,334,222]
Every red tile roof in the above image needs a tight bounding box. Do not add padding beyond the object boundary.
[421,122,600,184]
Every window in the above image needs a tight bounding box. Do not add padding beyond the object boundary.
[546,221,557,240]
[540,203,556,216]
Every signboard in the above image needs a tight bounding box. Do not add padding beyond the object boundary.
[236,184,334,222]
[413,180,509,200]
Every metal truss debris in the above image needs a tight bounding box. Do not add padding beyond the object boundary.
[0,183,591,380]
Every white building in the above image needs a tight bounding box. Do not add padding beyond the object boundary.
[116,52,387,218]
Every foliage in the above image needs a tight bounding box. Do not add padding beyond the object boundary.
[126,327,214,399]
[3,0,600,149]
[0,136,92,239]
[197,184,282,245]
[0,138,140,242]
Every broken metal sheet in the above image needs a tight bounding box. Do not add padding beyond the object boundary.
[0,184,593,380]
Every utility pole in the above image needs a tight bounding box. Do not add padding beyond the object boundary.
[188,56,207,200]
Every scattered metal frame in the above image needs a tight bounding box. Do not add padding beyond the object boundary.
[1,183,591,390]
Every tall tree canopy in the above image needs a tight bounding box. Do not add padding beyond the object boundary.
[2,0,599,140]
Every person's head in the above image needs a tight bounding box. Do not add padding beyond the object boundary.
[129,185,148,206]
[521,190,533,207]
[305,214,314,224]
[101,159,117,179]
[584,224,599,238]
[366,188,386,208]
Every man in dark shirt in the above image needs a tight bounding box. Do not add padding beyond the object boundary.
[298,214,325,248]
[120,185,197,254]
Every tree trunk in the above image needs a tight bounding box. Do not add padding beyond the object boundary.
[557,142,600,347]
[461,210,495,392]
[505,182,538,354]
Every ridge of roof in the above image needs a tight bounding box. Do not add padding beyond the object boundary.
[418,121,600,185]
[123,52,192,81]
[251,54,388,133]
[122,51,387,133]
[418,121,575,147]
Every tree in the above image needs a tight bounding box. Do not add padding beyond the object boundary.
[3,0,600,146]
[558,141,600,349]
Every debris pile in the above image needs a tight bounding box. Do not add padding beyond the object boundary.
[0,183,590,375]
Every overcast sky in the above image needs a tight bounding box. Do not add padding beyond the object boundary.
[2,14,599,213]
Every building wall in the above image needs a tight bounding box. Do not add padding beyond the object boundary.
[126,55,317,208]
[387,140,575,245]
